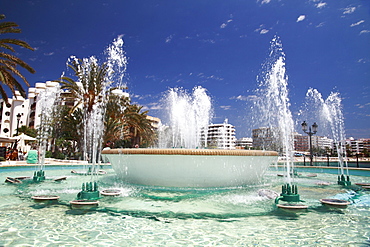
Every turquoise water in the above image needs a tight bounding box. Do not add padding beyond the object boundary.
[0,166,369,246]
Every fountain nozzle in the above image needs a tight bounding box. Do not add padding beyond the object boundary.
[337,174,351,187]
[275,183,303,204]
[77,182,100,200]
[33,170,45,182]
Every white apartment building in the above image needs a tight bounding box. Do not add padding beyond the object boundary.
[0,81,63,138]
[346,137,365,155]
[203,119,236,149]
[0,91,31,138]
[235,137,253,149]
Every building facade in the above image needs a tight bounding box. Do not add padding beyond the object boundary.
[235,137,253,149]
[203,119,236,149]
[0,81,63,138]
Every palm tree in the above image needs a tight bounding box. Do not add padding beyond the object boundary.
[56,58,114,114]
[103,93,129,145]
[123,104,155,147]
[55,57,128,160]
[0,14,35,102]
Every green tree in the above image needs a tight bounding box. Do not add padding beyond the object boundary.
[56,58,117,114]
[55,58,131,158]
[123,104,155,147]
[17,125,37,137]
[103,94,129,145]
[0,14,35,102]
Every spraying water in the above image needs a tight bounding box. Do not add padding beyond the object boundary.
[301,89,349,179]
[158,86,213,149]
[253,36,295,184]
[62,36,128,178]
[323,92,348,176]
[36,82,61,171]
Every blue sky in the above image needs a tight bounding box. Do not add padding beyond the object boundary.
[2,0,370,138]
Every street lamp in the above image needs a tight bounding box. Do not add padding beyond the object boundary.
[301,121,318,166]
[13,113,22,149]
[16,113,22,136]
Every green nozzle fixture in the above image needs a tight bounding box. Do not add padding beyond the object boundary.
[33,170,45,182]
[77,182,100,200]
[275,183,302,204]
[337,174,351,187]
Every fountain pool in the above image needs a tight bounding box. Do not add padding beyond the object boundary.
[101,148,278,187]
[0,164,369,246]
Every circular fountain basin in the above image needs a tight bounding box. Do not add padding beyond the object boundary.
[102,148,278,188]
[355,182,370,186]
[31,195,60,201]
[101,189,121,196]
[69,200,99,209]
[5,177,22,184]
[15,176,31,180]
[320,198,350,208]
[277,204,309,210]
[316,181,331,186]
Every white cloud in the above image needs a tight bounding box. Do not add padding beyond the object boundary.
[206,75,224,81]
[147,102,162,110]
[231,95,258,101]
[316,22,325,28]
[358,58,367,63]
[200,39,216,44]
[296,15,306,22]
[316,2,327,8]
[165,34,174,43]
[220,105,231,110]
[360,30,370,35]
[350,20,365,27]
[258,0,271,4]
[355,103,370,109]
[44,52,54,56]
[343,6,356,14]
[254,25,270,34]
[234,95,248,101]
[220,19,233,29]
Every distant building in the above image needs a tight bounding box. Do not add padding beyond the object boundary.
[252,127,279,151]
[0,81,66,138]
[203,119,236,149]
[146,115,161,130]
[294,134,333,152]
[252,127,334,154]
[345,137,370,155]
[1,90,31,137]
[0,81,130,141]
[235,137,253,149]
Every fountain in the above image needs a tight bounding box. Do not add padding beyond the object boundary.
[56,36,128,200]
[157,86,213,149]
[251,36,302,205]
[34,81,61,182]
[1,34,369,246]
[103,85,278,188]
[301,89,352,186]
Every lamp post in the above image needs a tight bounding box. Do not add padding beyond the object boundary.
[16,113,21,136]
[13,113,22,149]
[301,121,318,166]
